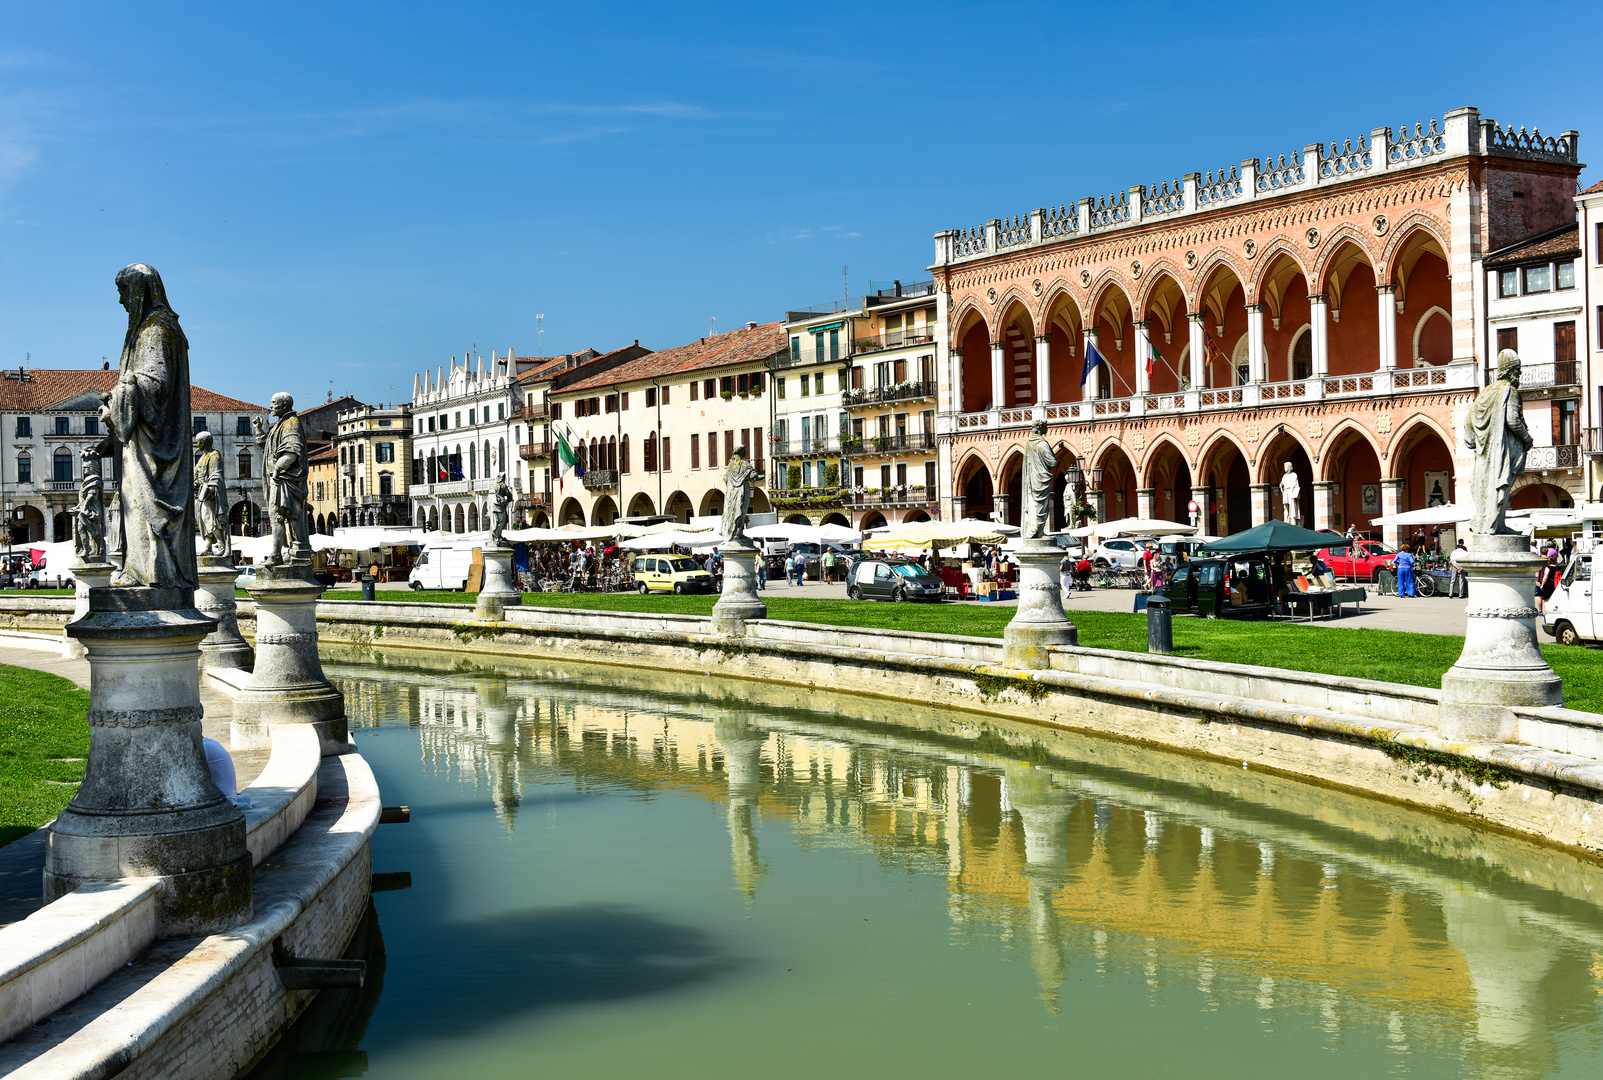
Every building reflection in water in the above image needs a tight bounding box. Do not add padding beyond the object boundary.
[329,654,1603,1078]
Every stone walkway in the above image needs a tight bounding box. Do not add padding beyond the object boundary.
[0,644,267,928]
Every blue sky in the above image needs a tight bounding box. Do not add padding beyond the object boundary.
[1,1,1599,410]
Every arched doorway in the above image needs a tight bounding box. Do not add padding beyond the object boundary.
[860,511,888,531]
[467,505,479,532]
[592,495,618,526]
[1262,433,1314,527]
[1512,482,1573,510]
[1095,443,1137,521]
[1142,438,1192,526]
[428,507,439,530]
[1322,241,1379,376]
[558,498,585,527]
[53,512,71,542]
[956,455,994,519]
[665,491,693,523]
[230,500,262,537]
[699,490,723,519]
[627,493,655,517]
[1198,435,1250,537]
[453,505,466,533]
[13,505,45,545]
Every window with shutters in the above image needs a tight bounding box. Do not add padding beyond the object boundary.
[237,452,252,478]
[925,461,937,491]
[704,379,715,399]
[379,473,393,495]
[691,434,700,469]
[621,393,628,411]
[1553,398,1578,446]
[646,388,656,407]
[753,426,762,466]
[661,385,669,405]
[644,434,657,473]
[724,430,734,463]
[1496,327,1518,355]
[707,431,718,468]
[661,437,670,471]
[621,436,630,473]
[689,381,698,400]
[776,376,786,399]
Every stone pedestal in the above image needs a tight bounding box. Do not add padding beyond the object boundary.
[1004,538,1078,668]
[1439,534,1562,742]
[196,554,253,672]
[232,563,347,756]
[710,543,767,637]
[475,546,521,621]
[46,586,253,937]
[64,562,115,659]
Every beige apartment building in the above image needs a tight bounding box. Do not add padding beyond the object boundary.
[544,322,786,526]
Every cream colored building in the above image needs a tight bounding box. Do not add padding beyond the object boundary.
[547,322,786,526]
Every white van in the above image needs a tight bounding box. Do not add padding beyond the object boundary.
[1543,553,1596,646]
[408,539,480,592]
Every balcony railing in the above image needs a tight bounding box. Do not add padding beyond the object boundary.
[512,401,548,420]
[1485,360,1578,389]
[582,469,618,490]
[846,487,935,509]
[852,330,937,355]
[1527,444,1580,470]
[772,487,846,510]
[773,436,840,457]
[1583,428,1603,455]
[518,440,550,460]
[843,380,937,407]
[517,492,549,508]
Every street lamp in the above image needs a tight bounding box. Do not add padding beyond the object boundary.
[1063,455,1102,526]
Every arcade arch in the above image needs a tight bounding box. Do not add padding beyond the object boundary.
[664,491,693,523]
[1260,432,1314,528]
[956,454,994,520]
[592,495,618,526]
[1320,240,1379,377]
[1390,226,1452,367]
[1141,437,1192,524]
[1095,442,1137,521]
[627,493,656,517]
[1195,264,1247,389]
[1390,419,1455,514]
[1198,434,1251,536]
[955,307,993,413]
[558,498,586,526]
[1140,273,1189,394]
[1042,291,1082,404]
[997,299,1037,408]
[1088,282,1136,398]
[1256,252,1313,383]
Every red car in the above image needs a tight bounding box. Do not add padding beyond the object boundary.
[1317,541,1398,582]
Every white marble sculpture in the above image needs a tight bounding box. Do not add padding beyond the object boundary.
[193,430,230,558]
[491,473,512,547]
[1279,461,1302,527]
[72,449,107,563]
[722,445,757,546]
[252,394,310,565]
[1463,349,1533,536]
[1020,421,1056,540]
[94,263,197,590]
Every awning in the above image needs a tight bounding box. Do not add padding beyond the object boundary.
[1368,503,1473,527]
[1199,520,1345,555]
[861,519,1009,551]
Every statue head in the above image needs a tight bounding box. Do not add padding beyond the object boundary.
[1031,420,1047,436]
[1496,349,1522,387]
[270,392,294,418]
[1283,462,1294,474]
[193,430,213,454]
[731,444,748,461]
[114,263,175,322]
[80,448,101,477]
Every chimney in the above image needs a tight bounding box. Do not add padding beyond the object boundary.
[746,321,757,330]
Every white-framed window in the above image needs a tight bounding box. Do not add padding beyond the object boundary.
[1525,265,1552,293]
[1498,269,1519,298]
[1557,260,1575,290]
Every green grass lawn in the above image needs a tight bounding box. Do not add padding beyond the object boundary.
[0,588,74,595]
[359,591,1602,714]
[0,664,90,849]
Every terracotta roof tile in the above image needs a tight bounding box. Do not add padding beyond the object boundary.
[1580,178,1603,195]
[0,367,266,413]
[1485,223,1580,269]
[556,323,787,395]
[514,345,634,385]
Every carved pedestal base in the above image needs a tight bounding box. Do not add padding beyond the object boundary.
[64,562,114,659]
[196,555,253,672]
[711,544,767,637]
[475,546,521,621]
[1439,534,1562,742]
[1003,539,1078,669]
[233,564,347,755]
[47,586,252,937]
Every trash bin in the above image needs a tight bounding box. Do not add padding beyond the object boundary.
[361,575,376,602]
[1146,594,1173,654]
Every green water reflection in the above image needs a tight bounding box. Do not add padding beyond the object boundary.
[252,648,1603,1079]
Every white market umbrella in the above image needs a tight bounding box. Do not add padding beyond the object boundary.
[862,520,1008,552]
[618,530,725,551]
[1369,503,1473,527]
[746,522,862,545]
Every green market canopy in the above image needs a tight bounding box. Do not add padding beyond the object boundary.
[1197,520,1345,555]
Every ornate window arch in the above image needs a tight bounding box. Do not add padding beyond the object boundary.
[1411,305,1451,366]
[1287,324,1313,380]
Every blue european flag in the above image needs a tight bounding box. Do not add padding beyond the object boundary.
[1081,340,1107,387]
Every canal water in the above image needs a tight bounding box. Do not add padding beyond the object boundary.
[249,648,1603,1079]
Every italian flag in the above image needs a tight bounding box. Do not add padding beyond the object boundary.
[554,428,582,487]
[1145,340,1161,377]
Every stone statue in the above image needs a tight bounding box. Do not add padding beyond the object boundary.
[721,445,757,546]
[491,473,512,547]
[1463,349,1533,536]
[193,430,230,558]
[72,449,107,563]
[1279,461,1302,527]
[94,263,196,591]
[252,393,310,564]
[1020,421,1056,540]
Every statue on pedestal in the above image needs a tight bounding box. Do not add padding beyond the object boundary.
[491,473,512,547]
[252,394,310,565]
[1463,349,1533,536]
[193,430,230,558]
[94,263,196,591]
[1279,462,1302,527]
[721,445,757,546]
[72,449,107,563]
[1020,421,1056,540]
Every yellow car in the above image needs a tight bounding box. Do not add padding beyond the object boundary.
[631,555,716,595]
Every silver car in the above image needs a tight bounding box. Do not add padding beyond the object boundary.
[1091,538,1152,569]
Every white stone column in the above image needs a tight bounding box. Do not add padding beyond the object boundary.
[1035,335,1052,404]
[1379,478,1406,548]
[64,562,114,659]
[1250,483,1273,527]
[950,347,965,414]
[990,340,1006,410]
[1083,330,1101,399]
[711,542,767,636]
[233,565,348,756]
[1133,321,1152,395]
[1136,488,1156,520]
[1312,481,1338,533]
[1003,538,1078,668]
[1309,294,1330,377]
[1245,305,1266,383]
[195,555,253,672]
[475,546,521,620]
[1377,285,1398,369]
[1187,314,1207,389]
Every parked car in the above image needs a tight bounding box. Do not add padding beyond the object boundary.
[1093,538,1151,569]
[847,557,945,602]
[1156,553,1278,618]
[1316,541,1398,582]
[234,565,257,590]
[632,555,715,594]
[1542,553,1596,646]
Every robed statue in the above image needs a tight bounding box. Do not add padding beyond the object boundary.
[721,445,758,546]
[491,473,512,547]
[72,449,107,563]
[193,430,230,558]
[1463,349,1533,536]
[93,263,196,590]
[252,393,311,564]
[1279,462,1302,527]
[1020,420,1056,540]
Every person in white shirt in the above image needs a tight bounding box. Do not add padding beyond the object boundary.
[1448,539,1468,598]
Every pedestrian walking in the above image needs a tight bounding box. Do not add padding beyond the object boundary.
[1536,553,1560,614]
[823,548,836,583]
[756,555,767,590]
[1395,545,1417,598]
[792,548,806,586]
[1448,539,1468,598]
